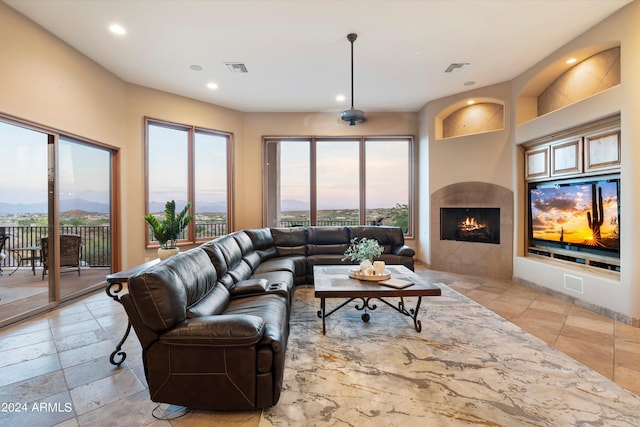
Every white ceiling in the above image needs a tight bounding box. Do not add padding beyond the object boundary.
[4,0,632,113]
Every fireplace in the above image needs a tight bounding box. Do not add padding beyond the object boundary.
[440,208,500,244]
[431,182,513,279]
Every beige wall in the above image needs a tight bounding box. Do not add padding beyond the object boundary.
[0,2,126,145]
[417,82,513,264]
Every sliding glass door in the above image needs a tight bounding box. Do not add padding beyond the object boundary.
[0,121,50,321]
[0,118,115,326]
[57,137,112,299]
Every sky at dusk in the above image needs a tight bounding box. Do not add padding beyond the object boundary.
[0,121,110,208]
[279,139,409,210]
[530,181,619,246]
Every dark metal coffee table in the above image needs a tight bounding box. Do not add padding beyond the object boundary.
[313,265,441,335]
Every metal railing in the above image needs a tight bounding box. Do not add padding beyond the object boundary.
[195,222,227,239]
[0,225,111,267]
[278,219,380,227]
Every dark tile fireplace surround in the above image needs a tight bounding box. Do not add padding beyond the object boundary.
[431,182,514,279]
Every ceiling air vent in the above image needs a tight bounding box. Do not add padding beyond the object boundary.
[444,62,470,73]
[224,62,248,73]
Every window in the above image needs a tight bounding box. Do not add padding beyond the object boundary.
[264,136,413,236]
[145,118,232,246]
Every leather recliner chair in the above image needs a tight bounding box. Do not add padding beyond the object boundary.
[122,247,290,410]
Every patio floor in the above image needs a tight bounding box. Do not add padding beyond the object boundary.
[0,266,111,327]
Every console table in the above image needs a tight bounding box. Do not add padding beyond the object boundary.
[105,259,160,366]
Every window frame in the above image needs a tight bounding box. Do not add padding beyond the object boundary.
[144,117,234,247]
[262,135,414,238]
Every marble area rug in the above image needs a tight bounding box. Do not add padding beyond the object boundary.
[259,283,639,426]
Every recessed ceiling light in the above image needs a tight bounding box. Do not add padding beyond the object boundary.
[190,64,204,71]
[206,82,218,90]
[336,94,346,102]
[109,23,126,36]
[566,58,577,64]
[463,81,476,87]
[467,100,475,105]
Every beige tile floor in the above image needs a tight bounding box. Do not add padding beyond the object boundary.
[0,267,638,426]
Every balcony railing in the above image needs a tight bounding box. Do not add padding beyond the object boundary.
[0,220,389,270]
[195,222,227,239]
[278,219,383,227]
[1,226,111,268]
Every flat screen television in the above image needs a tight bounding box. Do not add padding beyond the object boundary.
[528,176,620,258]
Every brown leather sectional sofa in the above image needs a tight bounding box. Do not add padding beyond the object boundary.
[122,226,414,411]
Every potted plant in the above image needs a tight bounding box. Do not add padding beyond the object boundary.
[342,237,383,274]
[144,200,194,260]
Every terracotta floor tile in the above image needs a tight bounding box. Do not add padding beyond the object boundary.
[560,324,614,346]
[466,289,503,305]
[486,299,529,320]
[614,365,640,396]
[554,335,614,379]
[473,284,509,295]
[614,348,640,370]
[514,307,567,335]
[517,326,559,346]
[565,312,614,335]
[529,299,573,315]
[615,321,640,340]
[495,292,534,306]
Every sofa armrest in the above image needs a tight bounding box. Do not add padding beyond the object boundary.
[392,245,415,256]
[160,314,265,346]
[231,278,269,297]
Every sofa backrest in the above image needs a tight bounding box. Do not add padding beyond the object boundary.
[202,233,253,290]
[232,230,265,272]
[244,228,278,261]
[128,247,228,332]
[307,227,350,255]
[349,226,405,254]
[271,227,307,256]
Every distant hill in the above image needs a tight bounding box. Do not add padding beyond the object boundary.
[0,199,110,214]
[148,200,227,214]
[0,199,229,215]
[281,199,310,211]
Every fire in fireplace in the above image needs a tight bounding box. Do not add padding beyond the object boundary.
[440,208,500,244]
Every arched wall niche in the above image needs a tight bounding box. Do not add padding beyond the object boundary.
[435,97,505,139]
[516,43,620,124]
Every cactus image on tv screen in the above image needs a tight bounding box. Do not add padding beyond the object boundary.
[529,179,619,251]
